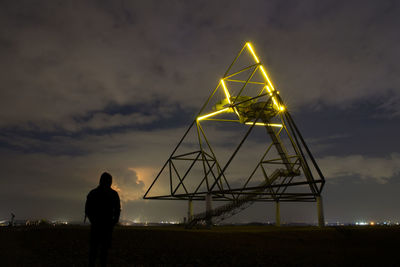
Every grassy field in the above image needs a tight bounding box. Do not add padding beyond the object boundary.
[1,225,399,266]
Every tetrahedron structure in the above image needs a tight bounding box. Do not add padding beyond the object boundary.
[143,42,325,226]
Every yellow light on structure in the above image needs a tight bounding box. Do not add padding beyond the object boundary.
[260,66,275,91]
[271,96,285,112]
[220,79,231,104]
[199,43,284,123]
[370,221,375,226]
[246,42,277,94]
[245,122,283,127]
[246,43,260,63]
[221,79,241,117]
[197,108,230,121]
[272,96,279,107]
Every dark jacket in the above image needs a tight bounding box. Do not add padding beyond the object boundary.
[85,186,121,227]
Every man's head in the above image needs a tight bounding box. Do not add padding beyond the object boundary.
[99,172,112,188]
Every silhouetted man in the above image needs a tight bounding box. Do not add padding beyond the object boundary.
[85,172,121,267]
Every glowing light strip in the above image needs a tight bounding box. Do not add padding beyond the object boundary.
[245,122,283,127]
[246,42,276,93]
[260,66,275,91]
[220,79,231,104]
[272,96,279,107]
[197,108,230,121]
[221,79,241,117]
[246,43,260,63]
[272,96,286,111]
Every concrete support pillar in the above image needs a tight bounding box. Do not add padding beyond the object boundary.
[206,193,212,227]
[188,199,193,221]
[275,201,281,226]
[317,196,325,227]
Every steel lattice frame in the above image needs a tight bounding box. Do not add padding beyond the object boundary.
[143,42,325,204]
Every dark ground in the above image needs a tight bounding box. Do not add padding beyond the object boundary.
[0,225,399,266]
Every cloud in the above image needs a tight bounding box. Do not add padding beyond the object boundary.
[0,143,165,220]
[0,124,182,194]
[0,0,399,134]
[82,112,158,130]
[111,168,145,202]
[376,91,400,118]
[318,153,400,183]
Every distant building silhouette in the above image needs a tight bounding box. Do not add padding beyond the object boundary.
[85,172,121,267]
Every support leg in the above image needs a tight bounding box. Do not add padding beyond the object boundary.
[206,194,212,227]
[275,201,281,226]
[317,196,325,227]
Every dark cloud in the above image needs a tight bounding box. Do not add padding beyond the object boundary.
[319,153,400,183]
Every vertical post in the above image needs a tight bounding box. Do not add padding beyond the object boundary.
[275,201,281,226]
[188,199,193,222]
[317,196,325,227]
[206,193,212,227]
[10,213,15,227]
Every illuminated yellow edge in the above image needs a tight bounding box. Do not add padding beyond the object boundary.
[246,42,285,111]
[220,79,231,104]
[259,65,275,91]
[197,108,231,121]
[245,122,283,127]
[198,42,286,122]
[246,43,260,63]
[221,79,241,117]
[247,42,275,91]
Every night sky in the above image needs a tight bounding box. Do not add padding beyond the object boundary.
[1,0,399,224]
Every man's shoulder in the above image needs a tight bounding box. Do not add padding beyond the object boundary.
[87,187,100,197]
[110,188,119,197]
[87,187,119,199]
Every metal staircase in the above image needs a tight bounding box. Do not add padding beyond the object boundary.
[187,168,300,227]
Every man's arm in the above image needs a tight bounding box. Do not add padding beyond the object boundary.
[85,192,93,223]
[113,192,121,225]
